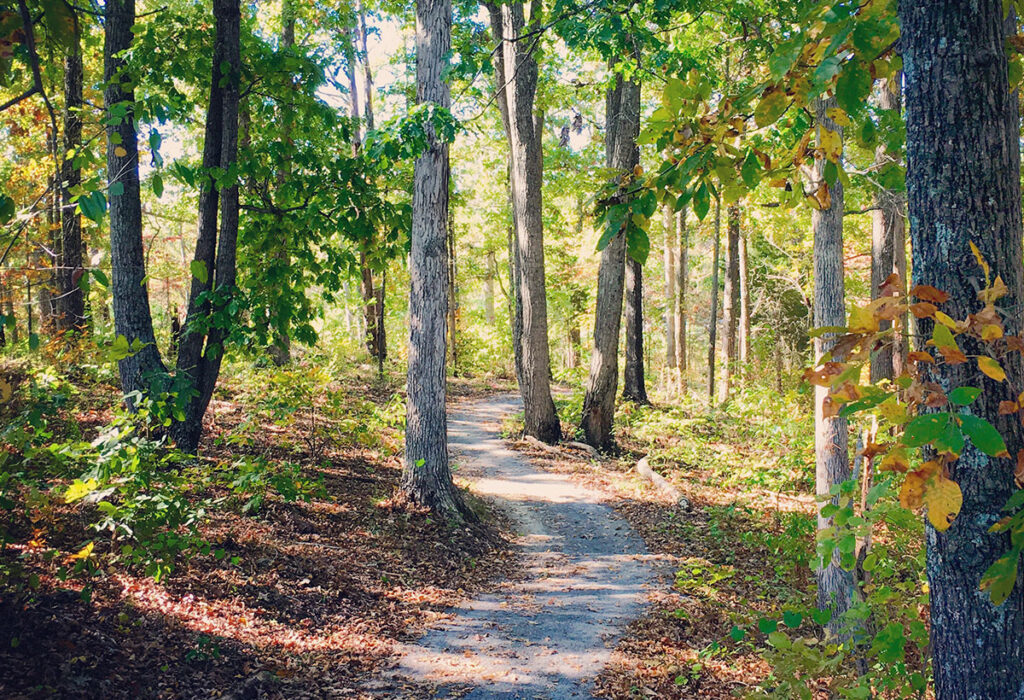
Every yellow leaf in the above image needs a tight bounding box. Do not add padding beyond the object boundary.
[934,311,957,329]
[70,541,95,560]
[978,355,1007,382]
[925,476,963,532]
[0,379,11,403]
[900,471,926,509]
[114,146,128,158]
[982,324,1004,341]
[880,447,910,472]
[879,399,909,426]
[819,127,842,162]
[65,478,97,503]
[825,107,851,127]
[970,240,991,282]
[848,305,879,334]
[979,275,1010,304]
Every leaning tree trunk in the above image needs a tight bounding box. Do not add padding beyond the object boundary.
[902,1,1024,696]
[493,0,559,442]
[579,57,638,450]
[812,96,853,633]
[721,203,740,402]
[707,198,721,404]
[173,0,241,453]
[622,257,648,403]
[402,0,472,521]
[58,21,85,332]
[105,0,165,397]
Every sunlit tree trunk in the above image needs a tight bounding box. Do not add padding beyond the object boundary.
[812,96,853,632]
[622,257,648,403]
[707,199,721,404]
[902,1,1024,695]
[663,205,677,387]
[721,203,740,402]
[676,207,687,389]
[579,54,638,450]
[739,227,750,368]
[105,0,165,397]
[403,0,472,521]
[489,0,559,442]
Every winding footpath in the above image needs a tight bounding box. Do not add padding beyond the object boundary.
[384,394,657,699]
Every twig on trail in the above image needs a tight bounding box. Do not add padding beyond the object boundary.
[635,456,692,511]
[564,440,600,458]
[523,435,602,460]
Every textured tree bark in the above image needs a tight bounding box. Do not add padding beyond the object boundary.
[871,79,905,383]
[812,96,853,632]
[739,227,750,368]
[707,199,721,404]
[174,0,241,452]
[105,0,166,397]
[662,205,677,378]
[901,1,1024,695]
[622,257,648,404]
[402,0,472,521]
[721,203,740,403]
[579,58,638,450]
[447,206,458,374]
[490,0,559,443]
[676,207,687,387]
[357,0,375,133]
[57,23,85,332]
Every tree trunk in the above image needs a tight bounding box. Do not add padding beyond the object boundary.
[812,96,853,633]
[579,57,638,450]
[174,0,241,452]
[622,257,648,403]
[447,205,458,374]
[739,226,750,368]
[58,22,85,333]
[403,0,471,521]
[490,0,559,443]
[707,198,721,404]
[484,250,496,324]
[871,78,905,383]
[902,1,1024,695]
[721,203,740,402]
[105,0,165,397]
[358,0,375,132]
[676,207,688,388]
[663,205,677,374]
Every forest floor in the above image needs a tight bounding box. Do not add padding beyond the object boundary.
[1,368,825,699]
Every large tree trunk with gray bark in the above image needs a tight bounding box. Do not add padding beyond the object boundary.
[622,257,647,403]
[402,0,472,521]
[902,1,1024,695]
[811,96,853,633]
[58,20,85,332]
[105,0,166,397]
[579,56,639,450]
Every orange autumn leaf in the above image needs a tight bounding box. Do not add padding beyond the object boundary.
[900,470,927,509]
[910,302,938,319]
[911,285,950,303]
[999,401,1020,415]
[978,275,1010,304]
[908,351,935,364]
[938,346,968,364]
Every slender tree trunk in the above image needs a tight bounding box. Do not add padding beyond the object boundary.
[622,257,648,403]
[579,56,638,450]
[484,250,496,324]
[721,203,740,402]
[871,78,905,383]
[489,0,559,442]
[174,0,241,452]
[676,207,687,388]
[58,22,85,332]
[403,0,471,521]
[105,0,165,397]
[739,226,750,368]
[447,205,458,374]
[812,96,853,632]
[707,198,721,404]
[663,205,677,381]
[358,0,375,132]
[902,2,1024,695]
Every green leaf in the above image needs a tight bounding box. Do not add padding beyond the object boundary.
[981,549,1021,605]
[782,611,803,628]
[0,194,14,223]
[190,260,209,285]
[626,226,649,265]
[902,413,950,447]
[960,413,1010,458]
[28,333,39,351]
[78,190,107,224]
[758,618,777,634]
[754,89,789,128]
[692,183,710,221]
[836,59,872,114]
[948,387,982,406]
[729,625,746,642]
[152,173,164,198]
[109,181,124,197]
[740,150,761,189]
[91,269,110,288]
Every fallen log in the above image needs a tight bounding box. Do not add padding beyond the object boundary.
[635,456,691,511]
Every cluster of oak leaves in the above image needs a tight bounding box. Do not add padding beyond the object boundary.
[804,243,1024,604]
